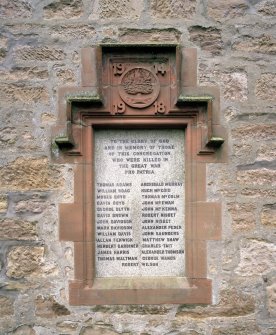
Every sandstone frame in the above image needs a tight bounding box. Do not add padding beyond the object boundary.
[53,45,227,305]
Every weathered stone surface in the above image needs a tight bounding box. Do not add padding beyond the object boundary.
[56,321,78,332]
[0,0,33,19]
[11,325,36,335]
[262,328,276,335]
[257,0,276,16]
[0,67,48,81]
[172,332,204,335]
[6,246,44,279]
[189,26,223,55]
[0,36,7,47]
[237,169,276,186]
[199,67,248,101]
[207,164,238,198]
[232,124,276,142]
[241,188,276,198]
[0,45,7,62]
[0,295,14,316]
[0,50,6,61]
[35,295,70,318]
[0,194,8,213]
[15,47,65,62]
[212,321,260,335]
[257,143,276,162]
[228,203,256,232]
[0,219,37,240]
[10,192,49,216]
[235,239,276,276]
[171,318,209,334]
[224,108,276,123]
[43,0,83,20]
[41,113,56,124]
[233,143,254,161]
[208,0,249,22]
[0,84,49,105]
[119,28,180,43]
[255,73,276,100]
[93,0,143,19]
[0,108,33,126]
[151,0,196,18]
[220,72,248,102]
[14,196,48,215]
[267,280,276,317]
[198,62,221,86]
[261,204,276,226]
[0,157,64,191]
[91,304,169,314]
[53,66,76,85]
[16,130,41,151]
[80,326,121,335]
[176,288,255,318]
[0,281,29,291]
[5,23,43,38]
[0,127,17,145]
[223,106,240,122]
[233,35,276,55]
[50,24,96,41]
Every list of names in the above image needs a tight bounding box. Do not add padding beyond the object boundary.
[94,129,185,277]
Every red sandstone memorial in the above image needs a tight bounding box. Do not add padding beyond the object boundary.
[55,45,226,305]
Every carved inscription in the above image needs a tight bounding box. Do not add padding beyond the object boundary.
[109,59,171,115]
[94,129,185,277]
[113,101,126,114]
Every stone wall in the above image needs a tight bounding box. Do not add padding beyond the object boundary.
[0,0,275,334]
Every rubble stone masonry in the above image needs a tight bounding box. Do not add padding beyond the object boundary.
[0,0,275,334]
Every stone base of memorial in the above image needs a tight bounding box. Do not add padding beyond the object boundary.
[69,278,211,305]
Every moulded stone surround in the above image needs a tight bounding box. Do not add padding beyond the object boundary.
[55,45,226,305]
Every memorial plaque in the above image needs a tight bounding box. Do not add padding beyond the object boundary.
[95,129,185,277]
[58,45,224,305]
